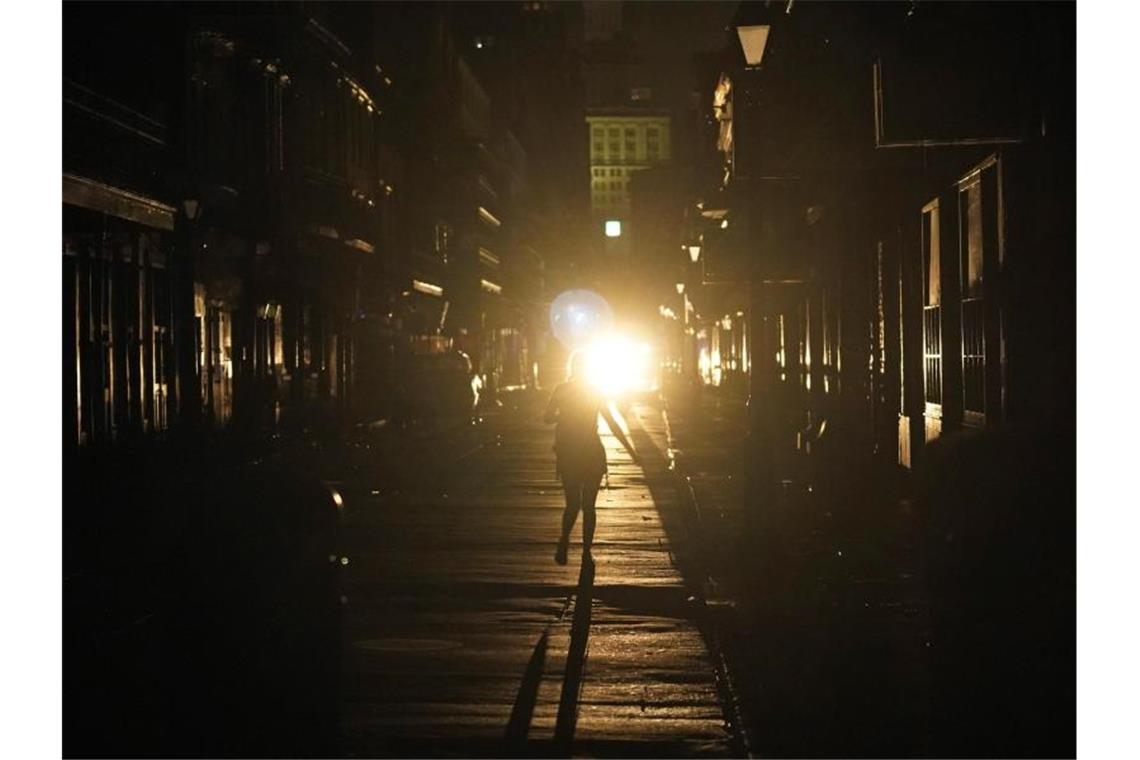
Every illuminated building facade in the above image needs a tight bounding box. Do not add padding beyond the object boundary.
[586,110,670,271]
[586,112,672,217]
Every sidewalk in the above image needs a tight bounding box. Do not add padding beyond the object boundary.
[662,388,932,758]
[337,392,738,757]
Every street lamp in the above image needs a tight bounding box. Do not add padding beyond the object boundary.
[737,24,771,68]
[729,6,784,524]
[688,245,702,263]
[675,282,685,295]
[182,198,202,221]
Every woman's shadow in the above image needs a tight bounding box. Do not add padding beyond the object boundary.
[504,559,595,757]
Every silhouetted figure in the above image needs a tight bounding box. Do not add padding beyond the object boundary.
[543,352,637,566]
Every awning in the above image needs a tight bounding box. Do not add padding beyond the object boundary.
[63,174,175,231]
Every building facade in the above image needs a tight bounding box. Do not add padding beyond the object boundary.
[64,3,544,450]
[586,112,672,217]
[674,6,1075,751]
[676,0,1073,475]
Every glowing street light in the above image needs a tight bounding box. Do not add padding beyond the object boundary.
[737,24,771,68]
[675,282,685,295]
[688,245,701,263]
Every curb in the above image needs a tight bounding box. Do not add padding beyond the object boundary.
[661,403,758,759]
[675,471,757,760]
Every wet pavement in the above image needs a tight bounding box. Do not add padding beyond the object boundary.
[337,393,738,757]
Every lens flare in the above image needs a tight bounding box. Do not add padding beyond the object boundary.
[550,289,613,348]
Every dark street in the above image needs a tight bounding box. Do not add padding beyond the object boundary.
[53,1,1079,758]
[338,394,732,757]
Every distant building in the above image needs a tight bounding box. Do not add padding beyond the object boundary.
[586,111,671,217]
[585,109,671,268]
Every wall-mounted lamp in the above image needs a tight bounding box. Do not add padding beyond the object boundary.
[737,24,771,68]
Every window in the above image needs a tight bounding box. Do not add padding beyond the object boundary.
[922,200,942,409]
[962,180,984,299]
[821,288,840,394]
[777,314,787,381]
[477,206,501,228]
[434,221,451,263]
[802,300,812,391]
[958,157,1001,424]
[960,177,984,419]
[625,140,636,154]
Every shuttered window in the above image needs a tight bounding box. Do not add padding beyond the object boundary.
[958,157,1002,425]
[922,200,942,409]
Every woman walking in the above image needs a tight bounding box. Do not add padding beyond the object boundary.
[544,351,638,566]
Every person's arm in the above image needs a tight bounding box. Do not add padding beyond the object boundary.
[599,402,639,464]
[543,385,561,424]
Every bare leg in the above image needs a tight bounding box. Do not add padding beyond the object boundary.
[580,483,599,560]
[561,481,582,540]
[556,479,581,564]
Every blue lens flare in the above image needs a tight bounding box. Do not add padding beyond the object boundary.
[550,289,613,348]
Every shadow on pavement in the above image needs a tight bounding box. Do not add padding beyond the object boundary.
[553,558,595,754]
[504,629,550,751]
[622,406,706,596]
[503,558,595,758]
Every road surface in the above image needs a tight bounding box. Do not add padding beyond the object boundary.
[338,394,736,757]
